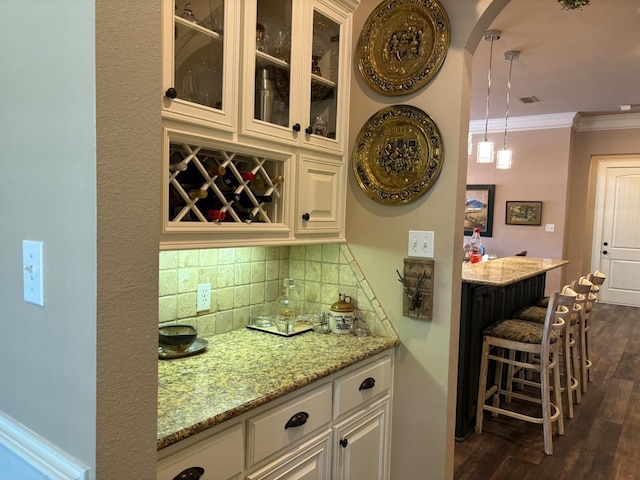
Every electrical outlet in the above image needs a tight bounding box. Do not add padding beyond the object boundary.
[197,283,211,312]
[408,231,434,258]
[23,240,44,306]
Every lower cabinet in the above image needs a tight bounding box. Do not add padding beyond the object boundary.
[247,431,332,480]
[157,351,393,480]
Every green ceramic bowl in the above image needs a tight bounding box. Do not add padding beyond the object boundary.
[158,325,197,351]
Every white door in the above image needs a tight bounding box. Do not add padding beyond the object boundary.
[592,158,640,306]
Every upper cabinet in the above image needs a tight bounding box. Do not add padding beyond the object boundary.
[241,0,352,154]
[162,0,240,131]
[161,0,358,247]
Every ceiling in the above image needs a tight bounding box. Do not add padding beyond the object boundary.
[468,0,640,123]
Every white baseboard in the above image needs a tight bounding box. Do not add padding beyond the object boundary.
[0,410,89,480]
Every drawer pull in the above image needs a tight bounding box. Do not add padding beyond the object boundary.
[284,411,309,429]
[359,377,376,391]
[340,438,348,448]
[173,466,204,480]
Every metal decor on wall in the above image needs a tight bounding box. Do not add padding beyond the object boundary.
[352,105,444,205]
[356,0,450,96]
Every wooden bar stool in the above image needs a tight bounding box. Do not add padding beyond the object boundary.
[511,286,584,417]
[475,290,575,455]
[571,278,595,393]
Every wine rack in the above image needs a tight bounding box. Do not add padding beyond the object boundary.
[168,140,284,225]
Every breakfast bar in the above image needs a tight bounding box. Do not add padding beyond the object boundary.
[455,256,568,440]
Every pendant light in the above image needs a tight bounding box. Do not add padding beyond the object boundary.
[496,50,520,170]
[477,30,501,164]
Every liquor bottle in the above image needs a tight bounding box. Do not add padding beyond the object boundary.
[469,227,483,264]
[238,192,273,208]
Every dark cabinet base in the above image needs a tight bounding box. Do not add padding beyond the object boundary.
[455,273,546,440]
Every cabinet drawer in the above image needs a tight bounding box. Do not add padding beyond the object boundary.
[247,383,332,467]
[333,356,392,419]
[157,423,243,480]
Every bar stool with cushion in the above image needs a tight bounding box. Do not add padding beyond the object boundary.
[475,290,575,455]
[511,286,584,417]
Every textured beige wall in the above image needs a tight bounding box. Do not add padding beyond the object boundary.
[346,1,508,478]
[95,1,161,478]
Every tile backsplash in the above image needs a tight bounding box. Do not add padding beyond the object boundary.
[159,243,395,337]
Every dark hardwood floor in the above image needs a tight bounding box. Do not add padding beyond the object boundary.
[454,302,640,480]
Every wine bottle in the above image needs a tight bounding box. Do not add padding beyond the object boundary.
[206,209,226,222]
[188,189,208,199]
[221,169,255,188]
[238,192,273,208]
[204,162,226,178]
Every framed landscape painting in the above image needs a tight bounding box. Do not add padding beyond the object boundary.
[505,201,542,226]
[464,184,495,237]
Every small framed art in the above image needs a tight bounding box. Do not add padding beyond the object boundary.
[464,184,495,237]
[505,201,542,226]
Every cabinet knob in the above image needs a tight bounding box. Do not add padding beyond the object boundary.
[305,126,313,135]
[284,411,309,429]
[172,466,205,480]
[165,87,178,99]
[302,213,310,221]
[359,377,376,391]
[340,438,348,448]
[292,123,301,132]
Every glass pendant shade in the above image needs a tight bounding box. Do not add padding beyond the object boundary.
[477,141,494,163]
[477,31,500,164]
[496,149,512,169]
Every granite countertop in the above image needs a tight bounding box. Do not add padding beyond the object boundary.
[462,256,568,286]
[157,328,398,450]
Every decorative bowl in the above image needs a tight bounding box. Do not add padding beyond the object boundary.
[158,325,197,351]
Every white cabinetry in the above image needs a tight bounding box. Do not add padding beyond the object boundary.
[157,422,244,480]
[157,351,393,479]
[160,0,358,247]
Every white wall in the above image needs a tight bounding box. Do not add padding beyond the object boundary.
[346,1,508,478]
[0,1,161,478]
[0,0,98,470]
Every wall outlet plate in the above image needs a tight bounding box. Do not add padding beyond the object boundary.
[197,283,211,312]
[408,231,434,258]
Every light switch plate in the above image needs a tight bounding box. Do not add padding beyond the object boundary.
[23,240,44,306]
[545,224,555,232]
[197,283,211,312]
[408,231,434,258]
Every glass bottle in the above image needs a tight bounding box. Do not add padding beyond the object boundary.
[276,278,301,334]
[469,227,482,263]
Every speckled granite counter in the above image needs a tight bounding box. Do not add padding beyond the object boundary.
[462,256,568,286]
[158,328,398,450]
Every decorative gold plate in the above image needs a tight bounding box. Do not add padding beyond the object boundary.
[357,0,450,96]
[352,105,443,205]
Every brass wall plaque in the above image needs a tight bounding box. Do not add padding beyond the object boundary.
[352,105,443,205]
[357,0,450,96]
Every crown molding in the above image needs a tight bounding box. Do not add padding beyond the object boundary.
[574,112,640,132]
[469,112,640,134]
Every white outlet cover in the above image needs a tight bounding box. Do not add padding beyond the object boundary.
[197,283,211,312]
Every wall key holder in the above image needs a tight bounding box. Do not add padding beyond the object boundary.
[396,258,434,320]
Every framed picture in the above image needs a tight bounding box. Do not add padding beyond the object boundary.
[464,184,495,237]
[505,201,542,226]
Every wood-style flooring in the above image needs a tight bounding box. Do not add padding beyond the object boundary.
[454,302,640,480]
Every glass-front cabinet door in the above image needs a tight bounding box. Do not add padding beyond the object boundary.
[162,0,239,130]
[243,0,348,153]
